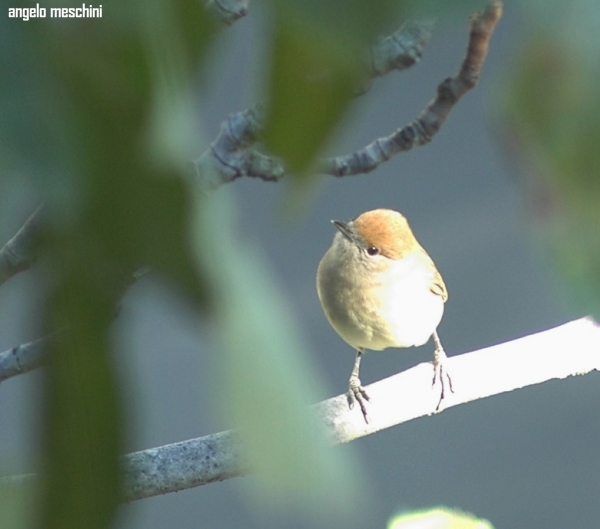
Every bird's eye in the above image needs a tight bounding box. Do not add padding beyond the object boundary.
[366,246,380,256]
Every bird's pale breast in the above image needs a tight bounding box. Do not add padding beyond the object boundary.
[317,245,444,351]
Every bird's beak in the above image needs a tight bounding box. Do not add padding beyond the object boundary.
[332,220,354,243]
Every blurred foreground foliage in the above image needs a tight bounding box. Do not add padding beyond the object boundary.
[501,1,600,320]
[1,0,497,528]
[3,1,214,529]
[387,506,494,529]
[0,476,36,529]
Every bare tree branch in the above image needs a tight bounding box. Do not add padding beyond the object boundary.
[0,336,51,383]
[321,0,502,176]
[117,316,599,501]
[367,19,436,79]
[0,268,151,384]
[191,16,441,190]
[193,1,501,188]
[205,0,250,26]
[123,431,247,501]
[5,318,600,500]
[192,105,283,192]
[0,205,43,287]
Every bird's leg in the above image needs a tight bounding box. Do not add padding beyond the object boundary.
[348,349,370,423]
[432,330,453,411]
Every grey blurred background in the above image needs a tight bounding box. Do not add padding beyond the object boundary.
[2,3,600,529]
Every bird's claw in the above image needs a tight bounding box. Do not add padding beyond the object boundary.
[348,377,370,423]
[432,354,454,411]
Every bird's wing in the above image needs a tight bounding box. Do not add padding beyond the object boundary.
[430,268,448,303]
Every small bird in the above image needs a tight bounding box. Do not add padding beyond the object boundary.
[316,208,452,421]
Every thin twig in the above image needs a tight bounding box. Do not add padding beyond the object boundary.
[0,205,44,287]
[205,0,250,26]
[0,267,148,384]
[191,17,439,189]
[320,0,502,176]
[368,19,436,79]
[192,105,282,192]
[0,336,51,383]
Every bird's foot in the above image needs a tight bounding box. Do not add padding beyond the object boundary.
[432,344,454,411]
[347,376,370,423]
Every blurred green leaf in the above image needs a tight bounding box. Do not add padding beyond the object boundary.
[29,3,212,299]
[387,506,494,529]
[262,0,406,176]
[403,0,491,23]
[193,188,361,517]
[261,0,489,178]
[4,2,219,529]
[0,16,72,179]
[0,475,36,529]
[142,0,217,72]
[272,0,400,45]
[96,173,207,302]
[502,33,600,319]
[41,266,123,529]
[262,17,359,176]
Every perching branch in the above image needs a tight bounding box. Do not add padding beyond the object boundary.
[116,316,600,501]
[123,430,248,501]
[0,205,43,287]
[5,318,600,498]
